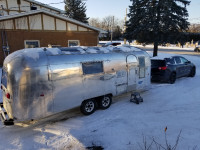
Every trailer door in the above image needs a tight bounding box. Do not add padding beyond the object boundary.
[126,55,138,92]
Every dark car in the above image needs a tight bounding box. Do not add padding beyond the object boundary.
[102,42,121,47]
[151,56,196,84]
[194,45,200,52]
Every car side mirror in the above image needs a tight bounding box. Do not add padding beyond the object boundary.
[185,61,191,64]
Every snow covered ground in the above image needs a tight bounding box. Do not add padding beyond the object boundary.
[133,44,195,50]
[0,51,200,150]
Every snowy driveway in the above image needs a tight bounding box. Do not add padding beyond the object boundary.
[0,52,200,150]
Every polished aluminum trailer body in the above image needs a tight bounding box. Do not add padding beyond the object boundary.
[0,46,150,123]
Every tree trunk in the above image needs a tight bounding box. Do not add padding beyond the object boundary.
[153,0,160,57]
[153,41,158,57]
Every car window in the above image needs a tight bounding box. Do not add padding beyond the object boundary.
[165,58,175,64]
[180,57,188,64]
[174,57,181,64]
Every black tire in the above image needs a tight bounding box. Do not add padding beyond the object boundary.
[99,95,112,109]
[80,99,96,115]
[4,119,14,126]
[169,72,176,84]
[136,100,139,104]
[189,67,196,77]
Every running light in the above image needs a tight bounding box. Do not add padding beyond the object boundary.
[6,93,10,99]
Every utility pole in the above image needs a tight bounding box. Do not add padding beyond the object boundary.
[124,8,127,44]
[111,16,114,42]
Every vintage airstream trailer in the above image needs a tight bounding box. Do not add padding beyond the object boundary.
[0,46,151,125]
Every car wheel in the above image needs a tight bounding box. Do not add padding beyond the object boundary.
[169,72,176,84]
[189,67,196,77]
[99,95,112,109]
[80,99,96,115]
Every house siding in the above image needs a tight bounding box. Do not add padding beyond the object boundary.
[0,30,99,65]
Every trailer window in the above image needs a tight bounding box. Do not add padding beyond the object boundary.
[1,69,7,88]
[138,57,145,78]
[82,62,103,75]
[127,55,137,63]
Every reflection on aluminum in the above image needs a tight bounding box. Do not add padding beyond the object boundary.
[1,47,151,122]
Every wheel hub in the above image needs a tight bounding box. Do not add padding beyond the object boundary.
[102,97,110,107]
[85,101,94,112]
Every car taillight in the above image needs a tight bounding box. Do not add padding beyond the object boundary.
[158,66,167,70]
[6,93,10,99]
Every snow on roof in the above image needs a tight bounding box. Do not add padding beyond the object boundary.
[25,0,65,14]
[0,10,106,33]
[46,48,63,55]
[45,46,143,56]
[85,48,98,54]
[23,48,40,60]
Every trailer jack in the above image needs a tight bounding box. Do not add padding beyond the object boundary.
[0,102,14,126]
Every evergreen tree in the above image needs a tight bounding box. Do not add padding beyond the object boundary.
[125,0,190,56]
[64,0,89,24]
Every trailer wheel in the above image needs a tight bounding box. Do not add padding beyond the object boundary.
[4,119,14,126]
[99,95,112,109]
[80,99,96,115]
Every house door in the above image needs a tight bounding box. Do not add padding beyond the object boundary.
[126,55,138,92]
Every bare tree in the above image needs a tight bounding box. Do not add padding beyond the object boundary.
[188,24,200,33]
[89,16,124,40]
[89,18,101,28]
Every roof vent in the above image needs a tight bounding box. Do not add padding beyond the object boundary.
[31,4,37,10]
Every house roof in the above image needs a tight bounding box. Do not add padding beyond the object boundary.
[24,0,65,14]
[0,10,107,33]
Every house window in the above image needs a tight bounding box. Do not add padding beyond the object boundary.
[82,62,103,75]
[174,57,181,64]
[68,40,80,47]
[24,40,40,48]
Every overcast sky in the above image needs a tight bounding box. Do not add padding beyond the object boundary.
[37,0,200,24]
